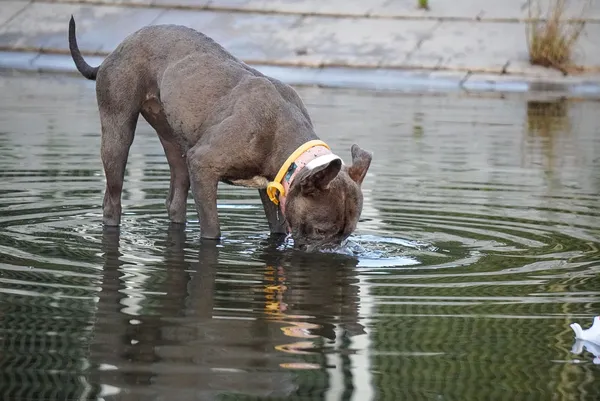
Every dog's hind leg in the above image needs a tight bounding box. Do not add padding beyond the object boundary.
[141,103,190,224]
[99,108,138,226]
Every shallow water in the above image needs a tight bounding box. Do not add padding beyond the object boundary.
[0,72,599,400]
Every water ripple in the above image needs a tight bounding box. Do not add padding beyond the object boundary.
[0,73,599,400]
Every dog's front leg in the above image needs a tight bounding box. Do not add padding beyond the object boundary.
[187,145,221,240]
[258,189,288,236]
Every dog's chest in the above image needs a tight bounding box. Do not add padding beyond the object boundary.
[224,176,270,189]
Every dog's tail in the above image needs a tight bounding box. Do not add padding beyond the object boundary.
[68,15,99,80]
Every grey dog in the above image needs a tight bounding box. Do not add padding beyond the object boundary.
[68,16,372,250]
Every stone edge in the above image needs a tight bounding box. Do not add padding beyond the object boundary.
[2,51,600,96]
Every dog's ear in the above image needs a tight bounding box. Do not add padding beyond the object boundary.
[347,144,372,185]
[299,155,342,195]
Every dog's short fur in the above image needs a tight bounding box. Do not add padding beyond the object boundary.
[69,17,372,249]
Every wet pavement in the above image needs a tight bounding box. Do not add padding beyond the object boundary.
[0,71,599,400]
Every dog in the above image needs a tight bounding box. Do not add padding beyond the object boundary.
[68,16,372,250]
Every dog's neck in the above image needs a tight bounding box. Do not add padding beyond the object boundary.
[265,140,334,218]
[278,145,333,215]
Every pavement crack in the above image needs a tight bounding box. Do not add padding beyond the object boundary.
[459,71,472,89]
[2,1,30,27]
[149,9,170,25]
[405,20,441,63]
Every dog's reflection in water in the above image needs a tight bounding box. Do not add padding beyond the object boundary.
[90,227,364,400]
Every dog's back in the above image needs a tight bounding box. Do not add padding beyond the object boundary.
[69,19,239,80]
[99,24,242,81]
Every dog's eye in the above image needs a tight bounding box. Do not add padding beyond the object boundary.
[315,228,326,236]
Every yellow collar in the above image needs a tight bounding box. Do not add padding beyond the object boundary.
[266,140,331,205]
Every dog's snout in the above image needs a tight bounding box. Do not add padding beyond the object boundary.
[292,235,344,252]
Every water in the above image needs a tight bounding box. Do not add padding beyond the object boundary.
[0,71,599,401]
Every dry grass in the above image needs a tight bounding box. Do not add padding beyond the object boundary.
[526,0,589,74]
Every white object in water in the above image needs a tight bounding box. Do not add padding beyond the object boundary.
[571,340,600,365]
[570,316,600,345]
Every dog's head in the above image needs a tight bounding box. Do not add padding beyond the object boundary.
[283,144,372,251]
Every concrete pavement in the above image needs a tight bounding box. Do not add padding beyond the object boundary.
[0,0,599,93]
